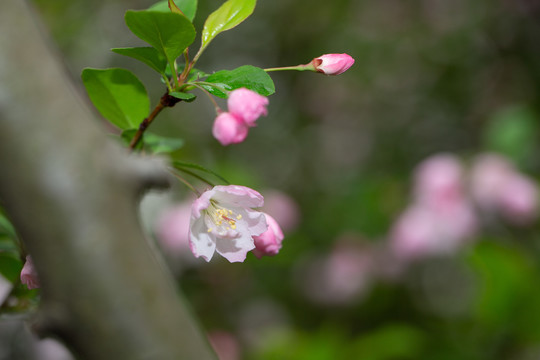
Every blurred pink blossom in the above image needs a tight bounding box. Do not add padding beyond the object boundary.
[413,153,464,212]
[212,112,249,146]
[252,213,284,258]
[390,202,476,261]
[20,255,39,290]
[390,154,477,261]
[300,238,373,305]
[189,185,267,262]
[208,331,241,360]
[155,203,192,255]
[311,53,355,75]
[262,190,301,233]
[470,154,538,225]
[498,175,538,224]
[227,88,269,126]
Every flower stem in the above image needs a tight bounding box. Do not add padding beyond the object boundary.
[178,49,192,84]
[169,59,180,89]
[264,64,311,72]
[189,82,222,114]
[169,169,201,196]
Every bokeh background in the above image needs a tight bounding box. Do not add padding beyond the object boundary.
[2,0,540,359]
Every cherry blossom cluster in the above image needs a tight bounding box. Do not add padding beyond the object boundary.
[390,152,538,262]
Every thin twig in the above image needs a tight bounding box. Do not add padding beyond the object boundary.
[129,92,182,150]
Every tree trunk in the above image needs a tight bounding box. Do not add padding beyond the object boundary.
[0,1,215,359]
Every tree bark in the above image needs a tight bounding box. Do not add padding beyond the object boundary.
[0,1,215,359]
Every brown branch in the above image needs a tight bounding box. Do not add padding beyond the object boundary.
[0,1,216,359]
[129,93,182,150]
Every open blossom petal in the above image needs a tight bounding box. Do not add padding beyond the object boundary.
[189,216,217,261]
[211,185,265,209]
[227,88,269,126]
[189,185,268,263]
[215,232,256,262]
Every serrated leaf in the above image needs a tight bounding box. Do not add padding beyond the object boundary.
[169,91,196,102]
[201,0,256,49]
[203,65,274,98]
[121,130,184,154]
[82,68,149,130]
[125,10,196,68]
[112,47,168,74]
[148,0,198,21]
[172,161,230,185]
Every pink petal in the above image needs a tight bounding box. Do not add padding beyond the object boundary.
[191,190,215,219]
[212,112,249,146]
[20,255,40,289]
[212,185,264,209]
[189,217,216,262]
[215,232,255,263]
[227,88,269,126]
[253,213,284,258]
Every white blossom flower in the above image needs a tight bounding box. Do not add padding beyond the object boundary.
[189,185,267,262]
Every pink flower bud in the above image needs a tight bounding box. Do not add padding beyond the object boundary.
[252,213,284,258]
[20,255,39,290]
[311,53,355,75]
[227,88,269,126]
[212,112,249,146]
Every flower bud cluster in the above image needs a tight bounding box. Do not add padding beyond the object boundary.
[213,88,269,146]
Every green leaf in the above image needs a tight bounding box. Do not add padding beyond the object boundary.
[169,91,196,102]
[0,252,22,284]
[125,10,196,68]
[121,130,184,154]
[81,68,149,130]
[172,161,230,185]
[112,47,168,75]
[203,65,275,98]
[148,0,198,21]
[112,48,167,77]
[0,213,16,239]
[201,0,256,50]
